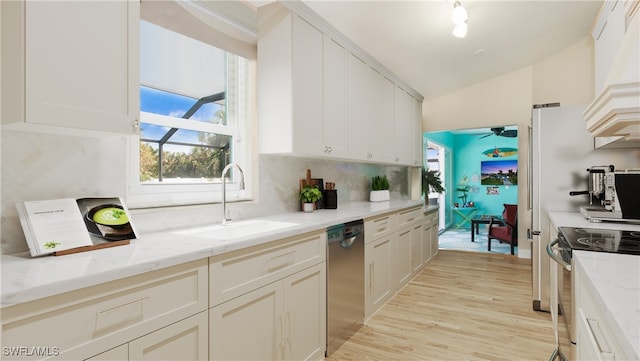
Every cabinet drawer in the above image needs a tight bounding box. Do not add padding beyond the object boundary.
[365,213,395,242]
[424,210,439,227]
[209,231,326,306]
[397,206,422,228]
[1,259,208,360]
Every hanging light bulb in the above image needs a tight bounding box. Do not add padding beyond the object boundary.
[453,22,468,38]
[452,1,468,24]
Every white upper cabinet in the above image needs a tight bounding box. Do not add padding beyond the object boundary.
[323,36,348,157]
[593,1,628,94]
[347,53,379,161]
[585,0,640,142]
[1,0,139,134]
[291,14,324,156]
[257,2,423,165]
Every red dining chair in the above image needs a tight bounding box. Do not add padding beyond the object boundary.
[488,204,518,255]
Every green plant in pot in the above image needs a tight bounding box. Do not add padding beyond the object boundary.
[423,168,445,194]
[455,185,471,207]
[370,175,390,202]
[299,185,323,212]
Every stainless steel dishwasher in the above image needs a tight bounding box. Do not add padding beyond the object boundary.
[326,219,364,356]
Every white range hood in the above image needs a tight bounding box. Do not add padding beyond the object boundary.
[584,4,640,148]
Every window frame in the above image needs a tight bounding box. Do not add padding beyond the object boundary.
[127,0,256,209]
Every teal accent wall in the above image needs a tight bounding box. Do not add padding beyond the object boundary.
[426,130,518,228]
[452,133,518,219]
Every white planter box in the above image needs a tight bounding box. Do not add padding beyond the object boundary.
[369,190,390,202]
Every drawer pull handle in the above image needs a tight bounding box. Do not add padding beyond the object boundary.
[95,297,149,335]
[267,251,295,272]
[98,297,149,315]
[586,318,614,358]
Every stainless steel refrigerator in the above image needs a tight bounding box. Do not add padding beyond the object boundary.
[528,103,636,312]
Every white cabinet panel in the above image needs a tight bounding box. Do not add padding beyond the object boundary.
[394,228,413,290]
[210,263,326,361]
[365,235,392,318]
[2,1,138,134]
[210,281,282,361]
[347,53,378,161]
[291,15,324,155]
[322,36,348,157]
[283,263,327,361]
[129,311,208,361]
[85,345,128,361]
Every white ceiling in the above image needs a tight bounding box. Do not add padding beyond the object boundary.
[297,0,603,101]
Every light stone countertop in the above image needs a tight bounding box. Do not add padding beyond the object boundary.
[574,251,640,360]
[1,199,424,307]
[549,211,640,359]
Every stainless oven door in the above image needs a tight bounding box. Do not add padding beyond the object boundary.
[547,239,573,361]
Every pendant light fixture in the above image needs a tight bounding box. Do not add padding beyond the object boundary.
[451,1,468,38]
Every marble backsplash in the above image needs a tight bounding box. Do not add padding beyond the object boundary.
[1,129,410,255]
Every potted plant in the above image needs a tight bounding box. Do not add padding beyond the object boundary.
[369,175,390,202]
[299,185,323,212]
[455,185,471,207]
[422,168,445,205]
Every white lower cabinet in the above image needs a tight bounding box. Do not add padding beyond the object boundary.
[1,260,208,361]
[87,311,208,361]
[393,227,413,290]
[365,235,392,318]
[210,263,326,361]
[129,311,208,361]
[422,210,439,265]
[575,258,632,361]
[85,345,128,361]
[209,231,327,361]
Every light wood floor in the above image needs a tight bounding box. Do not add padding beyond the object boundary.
[326,250,554,361]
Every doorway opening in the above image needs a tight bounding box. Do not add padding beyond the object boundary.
[425,126,519,255]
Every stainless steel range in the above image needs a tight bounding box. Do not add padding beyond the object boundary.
[558,227,640,256]
[547,227,640,360]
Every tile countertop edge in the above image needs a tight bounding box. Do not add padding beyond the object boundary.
[574,251,640,360]
[1,199,426,307]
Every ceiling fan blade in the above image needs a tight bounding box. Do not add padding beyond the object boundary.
[479,134,492,139]
[501,130,518,137]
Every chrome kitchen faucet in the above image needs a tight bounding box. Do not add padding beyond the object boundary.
[221,163,245,226]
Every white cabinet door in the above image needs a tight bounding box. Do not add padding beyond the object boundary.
[410,223,423,275]
[283,263,327,361]
[412,96,423,166]
[15,1,139,133]
[593,1,626,94]
[323,36,348,157]
[210,282,282,361]
[365,235,392,318]
[430,219,439,258]
[210,264,326,361]
[379,75,397,163]
[292,15,324,156]
[85,345,128,361]
[347,53,378,161]
[422,221,433,266]
[393,228,413,290]
[129,311,208,361]
[394,86,412,165]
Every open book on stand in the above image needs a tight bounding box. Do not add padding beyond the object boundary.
[16,197,138,257]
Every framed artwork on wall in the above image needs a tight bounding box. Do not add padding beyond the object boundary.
[480,159,518,185]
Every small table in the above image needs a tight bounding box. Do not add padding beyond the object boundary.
[470,215,504,242]
[451,207,478,229]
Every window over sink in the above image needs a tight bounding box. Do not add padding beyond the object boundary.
[128,1,256,208]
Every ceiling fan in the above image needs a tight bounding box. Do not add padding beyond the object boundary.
[479,127,517,139]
